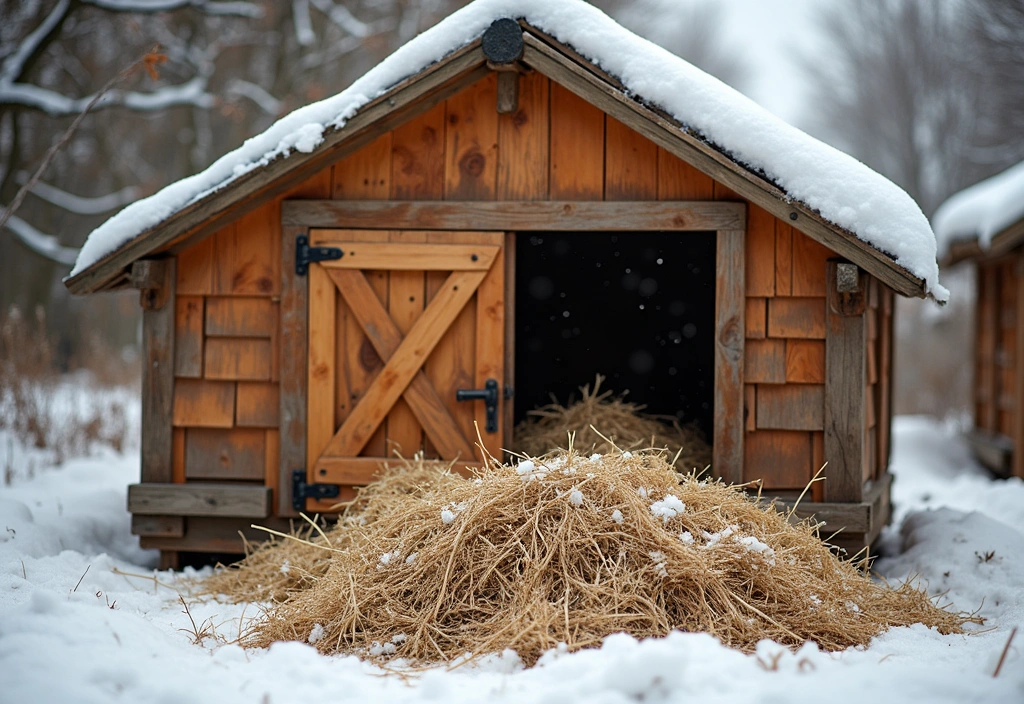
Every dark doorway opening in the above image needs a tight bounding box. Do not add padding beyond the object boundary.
[515,231,717,440]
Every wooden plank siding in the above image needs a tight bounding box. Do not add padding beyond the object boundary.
[160,70,890,534]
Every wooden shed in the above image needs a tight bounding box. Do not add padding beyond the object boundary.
[938,162,1024,479]
[66,12,933,566]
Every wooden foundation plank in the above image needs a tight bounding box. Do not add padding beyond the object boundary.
[131,515,185,538]
[712,228,745,484]
[755,384,825,431]
[185,428,266,481]
[128,483,271,518]
[205,297,275,337]
[141,259,176,483]
[824,261,867,503]
[173,295,203,378]
[204,338,272,381]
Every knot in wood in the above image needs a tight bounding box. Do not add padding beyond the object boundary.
[482,18,524,64]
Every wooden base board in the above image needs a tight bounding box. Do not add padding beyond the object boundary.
[139,516,299,555]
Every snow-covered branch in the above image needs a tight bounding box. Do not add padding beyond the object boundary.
[0,76,215,116]
[3,213,79,266]
[293,0,316,46]
[82,0,263,17]
[0,0,71,85]
[226,79,282,115]
[15,176,140,215]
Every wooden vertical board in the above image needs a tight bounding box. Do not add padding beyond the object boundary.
[605,116,657,200]
[391,106,444,199]
[278,224,308,516]
[824,261,866,503]
[878,288,893,473]
[176,237,214,295]
[205,297,275,337]
[287,167,333,199]
[141,260,175,484]
[185,428,266,481]
[744,339,785,383]
[270,301,280,383]
[265,429,280,505]
[745,297,766,339]
[811,431,824,502]
[236,382,280,427]
[444,73,498,200]
[172,379,235,427]
[657,147,714,199]
[333,133,392,199]
[745,385,756,432]
[775,220,792,296]
[174,295,204,378]
[549,81,604,199]
[792,231,831,297]
[307,263,337,472]
[743,430,811,489]
[980,264,999,431]
[214,208,277,296]
[475,242,505,461]
[426,231,484,458]
[386,231,426,457]
[504,232,516,452]
[497,72,549,200]
[204,338,272,380]
[713,229,744,484]
[172,428,186,483]
[785,340,825,383]
[745,205,775,297]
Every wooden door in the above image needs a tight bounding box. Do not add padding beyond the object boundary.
[305,229,506,496]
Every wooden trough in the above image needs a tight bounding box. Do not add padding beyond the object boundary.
[66,17,921,566]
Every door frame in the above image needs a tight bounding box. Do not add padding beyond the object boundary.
[279,200,746,516]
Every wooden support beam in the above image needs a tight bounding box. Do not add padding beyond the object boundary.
[128,483,272,518]
[283,200,746,230]
[713,228,745,484]
[130,259,171,310]
[141,259,175,484]
[824,260,867,503]
[278,224,308,517]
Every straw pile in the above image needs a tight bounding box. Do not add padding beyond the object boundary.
[513,375,712,470]
[213,449,973,666]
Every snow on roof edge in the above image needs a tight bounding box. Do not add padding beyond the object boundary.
[932,160,1024,260]
[70,0,947,301]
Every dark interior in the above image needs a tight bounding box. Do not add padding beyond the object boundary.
[514,231,716,439]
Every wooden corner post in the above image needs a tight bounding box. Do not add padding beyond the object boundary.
[279,224,308,517]
[713,226,745,484]
[137,259,176,483]
[824,260,867,503]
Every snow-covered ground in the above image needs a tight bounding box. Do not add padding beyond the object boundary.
[1,402,1021,703]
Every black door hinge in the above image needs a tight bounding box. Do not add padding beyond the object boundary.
[295,235,343,276]
[292,469,340,511]
[455,378,501,433]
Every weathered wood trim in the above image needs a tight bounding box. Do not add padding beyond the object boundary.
[130,515,185,538]
[127,483,272,518]
[141,259,175,484]
[1015,250,1024,479]
[713,228,745,484]
[65,42,491,295]
[130,259,172,310]
[824,260,867,503]
[279,224,308,517]
[986,217,1024,259]
[520,32,926,299]
[140,516,296,554]
[284,200,746,230]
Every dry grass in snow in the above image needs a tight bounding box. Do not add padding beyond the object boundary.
[206,450,974,666]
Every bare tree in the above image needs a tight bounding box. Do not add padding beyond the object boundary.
[593,0,748,91]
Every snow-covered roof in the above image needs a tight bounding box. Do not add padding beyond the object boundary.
[69,0,946,301]
[932,160,1024,260]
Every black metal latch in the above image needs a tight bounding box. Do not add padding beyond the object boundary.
[292,469,339,511]
[295,234,343,276]
[456,378,508,433]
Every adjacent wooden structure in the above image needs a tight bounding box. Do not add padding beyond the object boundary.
[944,212,1024,479]
[67,18,918,564]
